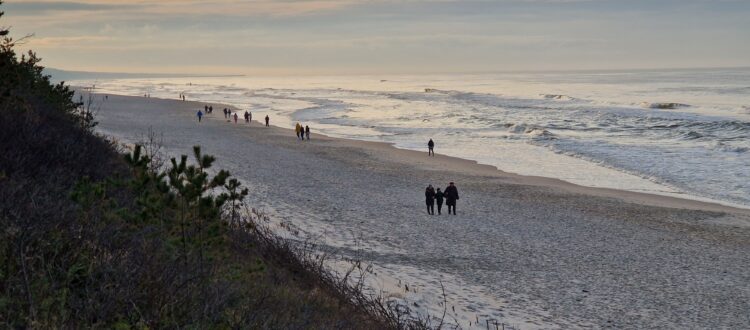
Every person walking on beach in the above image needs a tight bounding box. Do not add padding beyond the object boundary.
[209,105,213,114]
[196,110,203,123]
[435,188,444,215]
[295,123,302,140]
[205,105,208,113]
[428,138,435,156]
[244,111,250,123]
[248,111,252,123]
[425,185,436,215]
[444,182,459,215]
[222,108,227,118]
[265,115,270,127]
[233,113,238,123]
[305,125,310,140]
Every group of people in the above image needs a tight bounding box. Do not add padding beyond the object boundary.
[200,105,464,216]
[179,93,186,101]
[295,122,311,140]
[222,108,233,119]
[425,182,459,215]
[195,104,271,127]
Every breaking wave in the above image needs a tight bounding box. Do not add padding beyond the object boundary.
[540,94,575,101]
[641,102,691,109]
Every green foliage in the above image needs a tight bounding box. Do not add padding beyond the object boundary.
[0,3,391,328]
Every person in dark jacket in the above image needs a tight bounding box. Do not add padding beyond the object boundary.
[305,125,310,140]
[265,115,270,127]
[427,139,435,156]
[444,182,459,215]
[244,111,250,123]
[435,188,444,215]
[196,110,203,122]
[425,185,436,215]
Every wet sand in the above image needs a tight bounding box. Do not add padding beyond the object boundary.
[93,93,750,328]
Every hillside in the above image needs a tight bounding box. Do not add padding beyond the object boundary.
[0,4,409,328]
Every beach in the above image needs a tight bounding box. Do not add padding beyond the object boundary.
[94,93,750,328]
[76,70,750,208]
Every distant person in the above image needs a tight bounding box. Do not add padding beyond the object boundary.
[444,182,459,215]
[295,123,302,139]
[196,110,203,122]
[305,125,310,140]
[223,108,228,119]
[209,105,213,114]
[435,188,444,215]
[265,115,269,127]
[205,105,208,113]
[425,185,436,215]
[428,139,435,156]
[244,111,250,123]
[248,111,252,123]
[233,113,238,123]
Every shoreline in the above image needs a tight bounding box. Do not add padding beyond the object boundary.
[88,90,749,215]
[90,92,750,328]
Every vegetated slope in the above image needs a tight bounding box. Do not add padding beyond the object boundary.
[0,4,400,328]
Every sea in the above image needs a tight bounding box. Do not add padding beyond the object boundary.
[70,68,750,208]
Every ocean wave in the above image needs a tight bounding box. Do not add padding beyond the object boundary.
[713,142,748,153]
[535,138,750,206]
[680,131,704,140]
[641,102,691,109]
[500,123,556,139]
[540,94,575,101]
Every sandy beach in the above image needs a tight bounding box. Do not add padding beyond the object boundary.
[93,93,750,328]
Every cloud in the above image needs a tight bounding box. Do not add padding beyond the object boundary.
[4,0,749,74]
[6,0,358,17]
[3,1,129,13]
[25,35,114,48]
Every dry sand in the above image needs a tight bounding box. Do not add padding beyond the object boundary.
[93,93,750,329]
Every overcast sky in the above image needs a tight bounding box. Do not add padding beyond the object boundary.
[4,0,749,75]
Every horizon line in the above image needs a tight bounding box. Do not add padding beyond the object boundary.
[48,65,750,79]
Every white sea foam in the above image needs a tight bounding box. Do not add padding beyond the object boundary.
[72,68,750,207]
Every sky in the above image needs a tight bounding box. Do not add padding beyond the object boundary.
[2,0,750,75]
